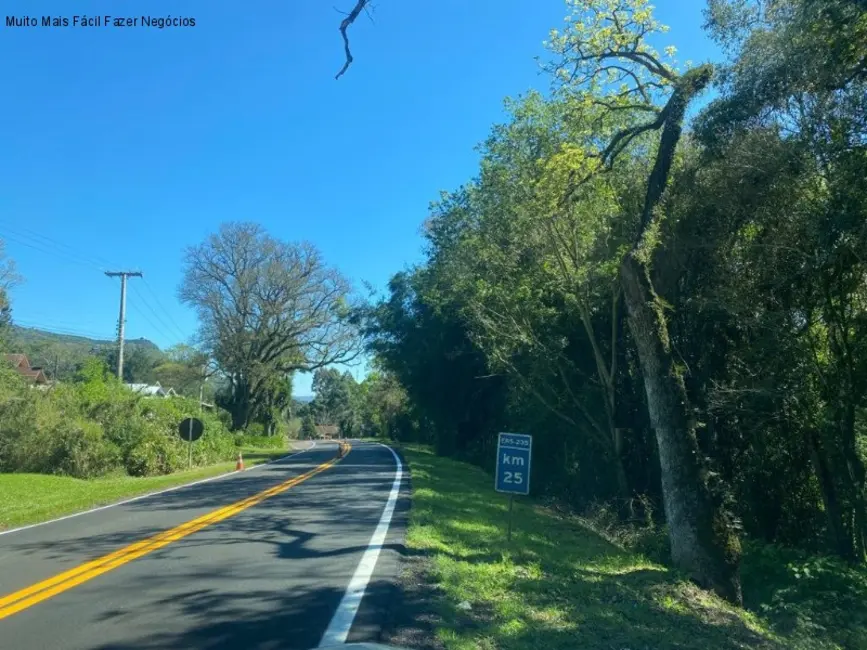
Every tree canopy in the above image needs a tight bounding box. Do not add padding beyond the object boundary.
[179,222,360,429]
[358,0,867,606]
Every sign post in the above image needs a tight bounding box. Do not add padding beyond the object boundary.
[495,432,532,542]
[178,417,205,469]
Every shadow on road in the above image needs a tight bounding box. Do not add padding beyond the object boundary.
[90,578,397,650]
[1,443,410,650]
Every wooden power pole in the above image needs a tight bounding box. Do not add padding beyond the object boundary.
[105,271,142,381]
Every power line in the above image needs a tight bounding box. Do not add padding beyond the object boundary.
[0,223,189,350]
[13,320,117,341]
[128,301,174,344]
[129,283,181,344]
[0,230,106,272]
[0,222,120,271]
[0,220,117,270]
[141,277,188,341]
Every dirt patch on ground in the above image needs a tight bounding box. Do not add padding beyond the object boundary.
[380,549,446,650]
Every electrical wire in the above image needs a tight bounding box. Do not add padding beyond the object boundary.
[0,220,119,270]
[13,319,117,341]
[0,230,107,272]
[127,290,176,344]
[129,283,182,344]
[141,277,188,341]
[0,219,114,267]
[0,222,186,346]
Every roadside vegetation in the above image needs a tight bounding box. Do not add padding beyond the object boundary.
[351,0,867,644]
[389,446,867,650]
[0,447,287,531]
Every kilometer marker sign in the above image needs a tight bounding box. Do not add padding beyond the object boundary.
[495,432,532,541]
[495,432,532,495]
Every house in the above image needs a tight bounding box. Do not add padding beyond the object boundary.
[5,354,49,385]
[125,381,177,398]
[315,424,341,440]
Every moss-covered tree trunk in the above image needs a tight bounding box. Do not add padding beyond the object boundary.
[618,67,742,604]
[620,254,741,602]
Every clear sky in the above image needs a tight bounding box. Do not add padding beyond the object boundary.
[0,1,719,395]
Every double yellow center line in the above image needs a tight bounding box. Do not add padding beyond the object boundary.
[0,445,349,621]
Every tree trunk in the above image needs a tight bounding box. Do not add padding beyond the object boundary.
[807,428,854,559]
[620,253,742,603]
[229,373,252,430]
[606,64,741,603]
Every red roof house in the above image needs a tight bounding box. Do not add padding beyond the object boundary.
[5,354,49,385]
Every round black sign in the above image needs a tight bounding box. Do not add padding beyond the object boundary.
[178,417,204,442]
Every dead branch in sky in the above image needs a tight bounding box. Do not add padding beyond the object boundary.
[335,0,370,80]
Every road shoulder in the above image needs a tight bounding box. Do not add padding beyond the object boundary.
[0,444,306,533]
[379,444,782,650]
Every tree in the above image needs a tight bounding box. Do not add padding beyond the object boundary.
[148,344,211,398]
[423,92,640,504]
[101,344,164,384]
[255,371,294,435]
[698,0,867,562]
[300,414,317,440]
[334,0,371,79]
[179,222,360,429]
[311,367,357,426]
[341,0,867,598]
[364,270,505,453]
[542,0,741,602]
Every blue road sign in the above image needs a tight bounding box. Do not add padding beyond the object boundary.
[495,432,532,495]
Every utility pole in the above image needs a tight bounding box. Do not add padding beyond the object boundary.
[105,271,143,381]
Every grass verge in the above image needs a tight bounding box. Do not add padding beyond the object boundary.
[0,446,289,531]
[386,444,866,650]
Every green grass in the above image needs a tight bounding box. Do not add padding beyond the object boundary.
[0,446,288,531]
[397,445,867,650]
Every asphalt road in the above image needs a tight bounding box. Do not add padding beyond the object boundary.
[0,441,408,650]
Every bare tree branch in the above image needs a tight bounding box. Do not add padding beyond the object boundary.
[335,0,370,80]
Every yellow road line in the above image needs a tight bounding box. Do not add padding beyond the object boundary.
[0,445,350,621]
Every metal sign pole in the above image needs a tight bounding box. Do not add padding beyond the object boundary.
[188,418,194,469]
[507,495,514,541]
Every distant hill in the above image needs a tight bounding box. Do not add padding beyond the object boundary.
[10,325,160,354]
[293,395,314,404]
[7,325,161,380]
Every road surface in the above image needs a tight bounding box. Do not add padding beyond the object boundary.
[0,441,407,650]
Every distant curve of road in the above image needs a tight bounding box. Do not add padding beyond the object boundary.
[0,441,407,650]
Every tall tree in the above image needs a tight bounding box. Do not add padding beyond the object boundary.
[423,92,641,503]
[179,222,359,429]
[700,0,867,561]
[545,0,741,602]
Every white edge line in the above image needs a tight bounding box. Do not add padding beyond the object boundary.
[0,440,318,538]
[318,442,403,648]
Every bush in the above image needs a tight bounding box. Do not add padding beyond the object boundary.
[0,386,123,478]
[245,422,266,437]
[234,433,287,450]
[0,367,239,478]
[50,419,122,478]
[125,426,184,476]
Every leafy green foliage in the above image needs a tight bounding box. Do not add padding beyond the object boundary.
[233,433,287,450]
[178,222,359,430]
[300,414,317,440]
[362,0,867,622]
[0,357,237,478]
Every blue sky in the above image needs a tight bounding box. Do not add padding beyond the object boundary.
[0,1,719,395]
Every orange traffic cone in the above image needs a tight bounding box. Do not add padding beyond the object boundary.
[236,452,244,471]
